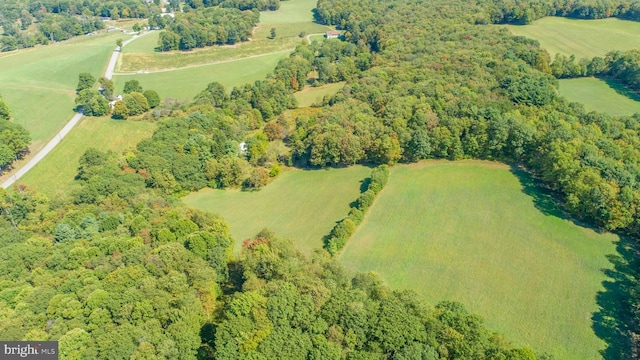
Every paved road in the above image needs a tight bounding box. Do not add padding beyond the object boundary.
[1,112,84,189]
[1,32,149,190]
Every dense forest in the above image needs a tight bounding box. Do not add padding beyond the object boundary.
[3,0,640,358]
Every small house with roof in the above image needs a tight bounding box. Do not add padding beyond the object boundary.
[325,31,341,39]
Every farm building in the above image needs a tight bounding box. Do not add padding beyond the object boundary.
[325,31,341,39]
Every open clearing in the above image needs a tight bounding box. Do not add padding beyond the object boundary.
[19,118,155,197]
[559,77,640,116]
[114,51,290,100]
[118,0,329,72]
[182,165,371,254]
[504,17,640,58]
[121,30,160,54]
[340,161,618,359]
[0,32,129,151]
[294,82,345,107]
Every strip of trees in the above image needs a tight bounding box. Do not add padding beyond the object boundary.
[484,0,640,25]
[325,165,389,254]
[157,7,259,51]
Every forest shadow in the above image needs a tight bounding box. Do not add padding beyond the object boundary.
[592,236,638,359]
[509,165,566,219]
[509,164,606,233]
[602,77,640,103]
[510,165,638,357]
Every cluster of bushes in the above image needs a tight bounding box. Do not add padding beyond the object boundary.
[74,75,160,118]
[325,165,389,255]
[113,80,160,119]
[157,7,258,51]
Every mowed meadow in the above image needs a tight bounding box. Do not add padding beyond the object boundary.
[182,165,371,254]
[559,77,640,116]
[504,17,640,59]
[340,161,617,359]
[114,51,290,100]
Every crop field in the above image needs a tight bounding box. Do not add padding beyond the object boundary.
[19,118,155,197]
[119,0,329,72]
[182,165,371,254]
[339,161,618,359]
[294,82,345,107]
[113,51,291,100]
[0,32,129,151]
[505,17,640,59]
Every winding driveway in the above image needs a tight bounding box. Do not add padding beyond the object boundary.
[1,32,150,190]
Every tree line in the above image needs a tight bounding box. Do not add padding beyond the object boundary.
[185,0,282,11]
[484,0,640,25]
[156,7,259,51]
[548,49,640,94]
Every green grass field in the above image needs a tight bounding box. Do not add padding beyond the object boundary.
[339,161,618,359]
[19,118,155,197]
[114,51,291,100]
[182,165,371,254]
[0,33,129,151]
[121,30,159,54]
[505,17,640,59]
[260,0,318,24]
[559,77,640,116]
[294,82,345,107]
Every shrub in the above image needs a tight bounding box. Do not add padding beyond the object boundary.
[143,90,160,108]
[357,190,376,210]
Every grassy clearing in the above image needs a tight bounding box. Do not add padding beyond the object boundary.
[294,82,345,107]
[339,160,618,359]
[121,30,159,54]
[119,0,329,72]
[19,117,155,197]
[114,51,291,100]
[559,77,640,116]
[119,36,300,72]
[0,32,130,151]
[504,17,640,59]
[260,0,318,24]
[182,165,371,254]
